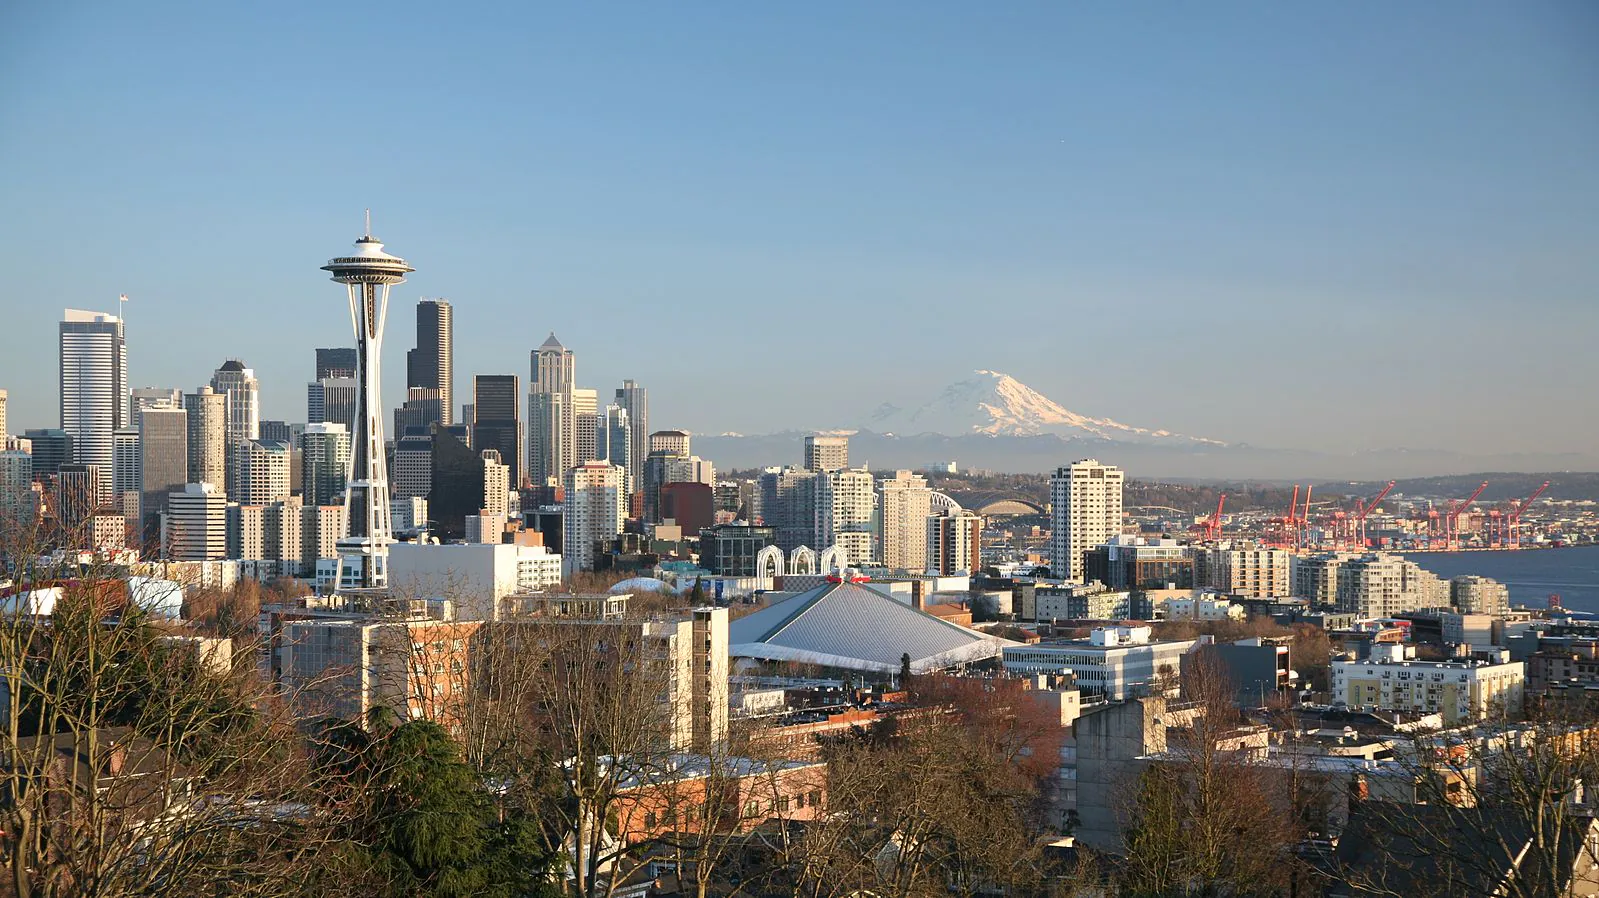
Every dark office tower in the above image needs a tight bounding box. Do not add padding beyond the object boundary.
[137,405,188,542]
[428,427,485,542]
[473,375,521,487]
[615,379,647,493]
[315,348,358,380]
[405,299,453,427]
[22,429,72,480]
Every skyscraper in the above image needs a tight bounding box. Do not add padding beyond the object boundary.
[184,386,227,491]
[55,463,110,534]
[210,360,261,444]
[22,429,71,481]
[572,388,598,466]
[164,482,227,561]
[1049,459,1125,582]
[322,226,412,590]
[817,468,874,566]
[300,423,351,507]
[405,299,452,427]
[877,470,933,573]
[600,405,633,493]
[804,434,849,473]
[563,461,624,579]
[60,308,127,470]
[138,406,188,542]
[112,428,139,503]
[129,387,182,418]
[615,380,647,491]
[308,376,358,431]
[528,333,575,486]
[232,440,291,506]
[473,375,522,488]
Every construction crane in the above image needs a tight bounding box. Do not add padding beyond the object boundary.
[1202,493,1227,541]
[1444,481,1489,551]
[1507,480,1550,550]
[1353,480,1396,550]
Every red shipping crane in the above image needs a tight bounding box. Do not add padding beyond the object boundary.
[1507,481,1550,549]
[1203,493,1227,541]
[1444,481,1489,551]
[1354,480,1396,550]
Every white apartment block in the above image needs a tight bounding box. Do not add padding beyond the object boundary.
[563,462,625,579]
[1333,553,1447,618]
[164,482,227,561]
[279,616,481,724]
[389,541,564,619]
[481,450,509,517]
[231,440,290,506]
[1198,543,1294,598]
[1050,459,1124,582]
[1002,626,1199,701]
[1451,575,1509,616]
[877,470,932,573]
[210,360,260,444]
[1332,644,1524,723]
[818,468,875,567]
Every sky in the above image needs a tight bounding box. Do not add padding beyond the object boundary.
[1,1,1595,455]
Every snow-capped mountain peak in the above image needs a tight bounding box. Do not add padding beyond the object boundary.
[868,370,1223,445]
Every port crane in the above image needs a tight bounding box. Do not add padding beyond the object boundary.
[1443,481,1489,551]
[1507,480,1550,549]
[1351,480,1396,550]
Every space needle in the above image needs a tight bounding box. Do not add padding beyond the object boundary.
[322,215,413,590]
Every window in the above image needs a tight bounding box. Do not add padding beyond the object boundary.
[777,796,789,812]
[744,800,759,818]
[645,812,657,828]
[809,790,822,807]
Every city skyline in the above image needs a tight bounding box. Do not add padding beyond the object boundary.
[2,3,1596,456]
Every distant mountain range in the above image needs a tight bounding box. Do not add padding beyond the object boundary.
[697,371,1599,480]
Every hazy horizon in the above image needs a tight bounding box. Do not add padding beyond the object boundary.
[2,3,1595,456]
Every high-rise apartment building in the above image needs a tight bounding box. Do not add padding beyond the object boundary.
[817,468,875,566]
[300,423,351,507]
[528,333,576,487]
[562,462,624,579]
[615,380,648,491]
[210,360,261,444]
[1196,543,1294,598]
[927,508,983,576]
[138,406,188,540]
[877,470,933,573]
[1450,575,1509,616]
[481,449,510,519]
[0,447,32,526]
[1333,553,1448,618]
[405,299,453,427]
[1049,459,1124,582]
[59,308,127,470]
[184,386,227,491]
[803,434,849,473]
[231,440,291,506]
[164,482,227,561]
[473,375,522,488]
[758,466,819,553]
[572,388,598,467]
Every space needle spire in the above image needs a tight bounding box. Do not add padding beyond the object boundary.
[321,220,413,590]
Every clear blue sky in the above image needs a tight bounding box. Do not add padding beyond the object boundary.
[1,1,1595,454]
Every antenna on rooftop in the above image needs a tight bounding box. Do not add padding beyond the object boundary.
[364,208,372,237]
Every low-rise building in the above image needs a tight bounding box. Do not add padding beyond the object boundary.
[1001,626,1202,700]
[1331,643,1524,723]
